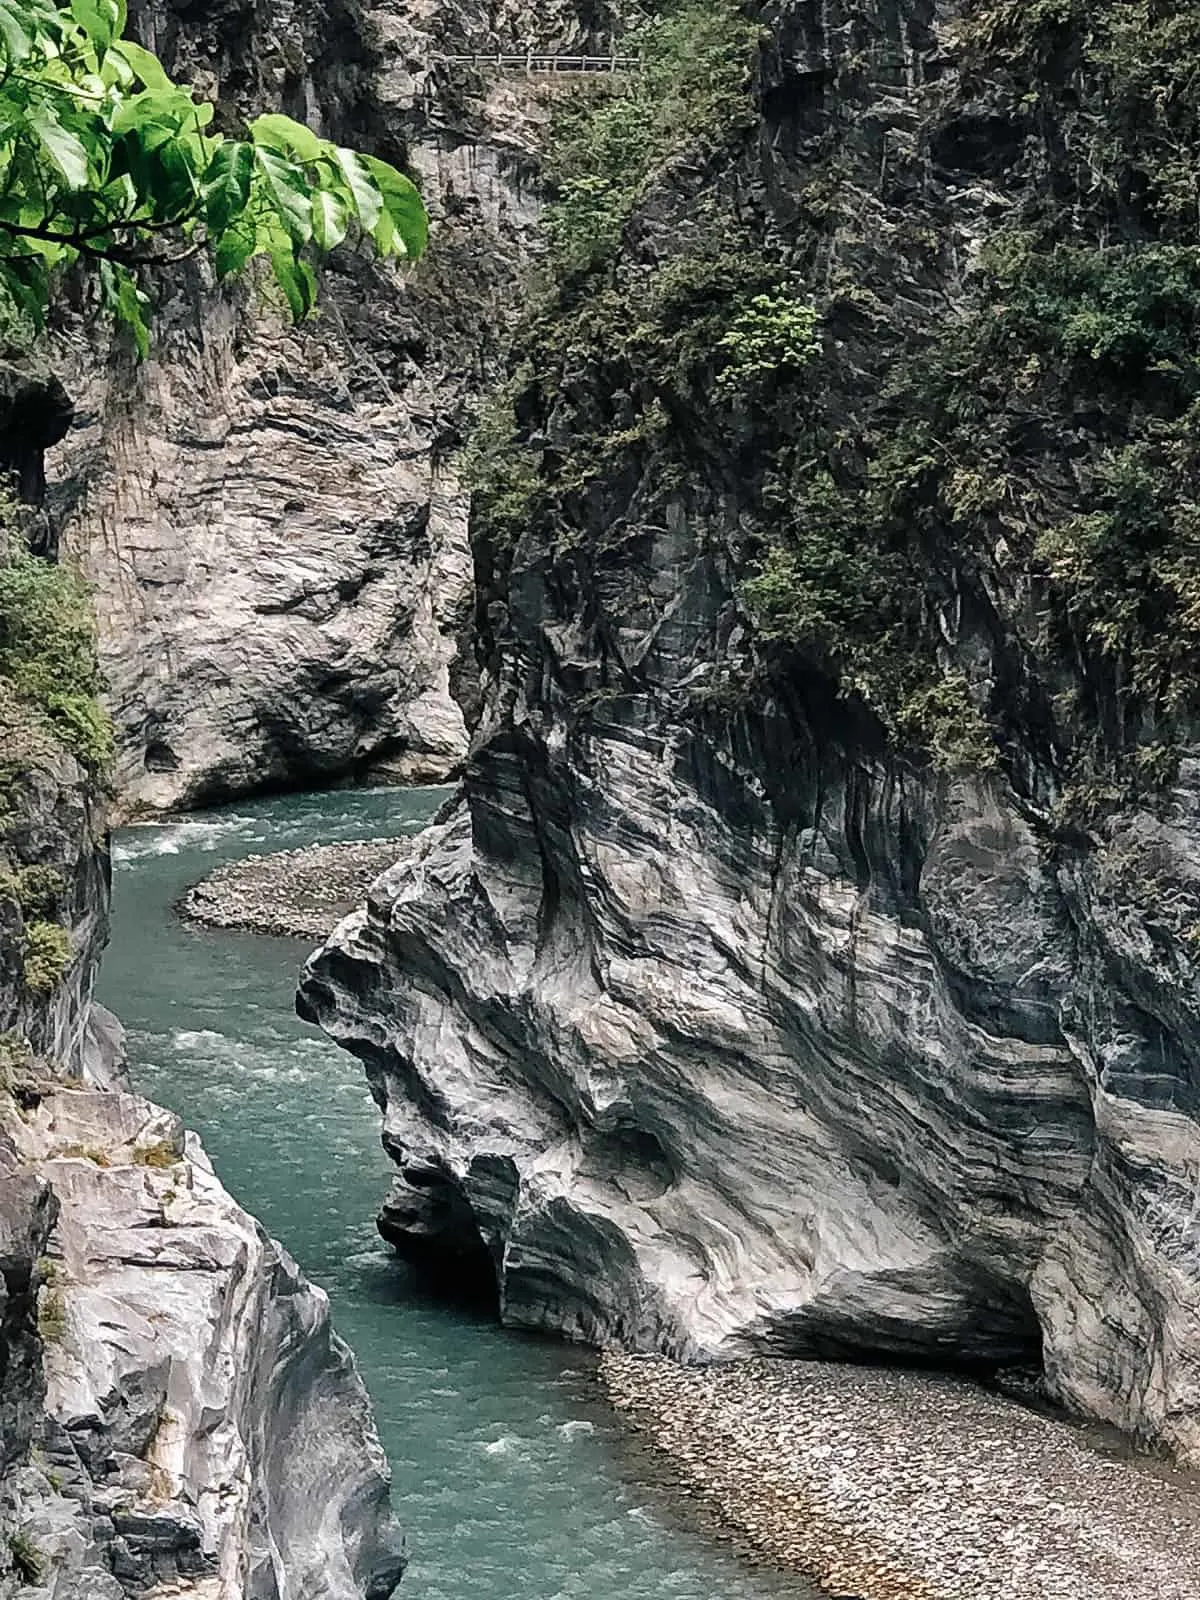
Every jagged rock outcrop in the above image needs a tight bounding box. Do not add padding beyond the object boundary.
[48,0,612,814]
[0,725,404,1598]
[301,0,1200,1465]
[2,378,402,1596]
[1,1086,403,1600]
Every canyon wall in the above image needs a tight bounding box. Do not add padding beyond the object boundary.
[1,366,403,1598]
[48,0,610,815]
[301,0,1200,1462]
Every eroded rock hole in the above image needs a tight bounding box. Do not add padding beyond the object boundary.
[376,1152,499,1312]
[143,740,181,773]
[754,1269,1046,1380]
[582,1120,677,1203]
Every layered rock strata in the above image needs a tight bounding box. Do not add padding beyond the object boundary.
[2,379,402,1596]
[1,1083,404,1600]
[48,0,603,813]
[300,0,1200,1466]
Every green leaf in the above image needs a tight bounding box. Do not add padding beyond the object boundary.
[116,274,149,357]
[0,0,34,62]
[98,259,149,356]
[110,37,173,91]
[267,238,316,321]
[253,145,312,244]
[251,112,327,166]
[28,105,91,189]
[213,212,258,279]
[363,156,427,259]
[69,0,125,50]
[97,171,139,218]
[110,87,198,139]
[201,141,254,233]
[312,189,348,253]
[332,146,382,234]
[0,0,425,349]
[0,259,49,331]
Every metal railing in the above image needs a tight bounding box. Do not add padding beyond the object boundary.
[434,52,642,74]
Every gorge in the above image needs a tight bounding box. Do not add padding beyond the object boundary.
[300,0,1200,1463]
[5,0,1200,1595]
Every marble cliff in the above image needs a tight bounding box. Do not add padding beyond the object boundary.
[7,1,635,1589]
[48,0,613,814]
[301,0,1200,1464]
[0,363,404,1591]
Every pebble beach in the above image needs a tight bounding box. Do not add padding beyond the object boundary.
[178,835,411,938]
[600,1352,1200,1600]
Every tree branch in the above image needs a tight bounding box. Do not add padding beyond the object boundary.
[0,216,206,267]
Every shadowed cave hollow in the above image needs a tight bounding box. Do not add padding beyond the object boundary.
[376,1116,1046,1383]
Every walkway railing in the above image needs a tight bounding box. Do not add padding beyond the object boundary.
[434,53,642,74]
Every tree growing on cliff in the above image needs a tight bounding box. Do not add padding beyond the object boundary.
[0,0,427,352]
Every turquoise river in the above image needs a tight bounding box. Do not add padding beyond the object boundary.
[101,786,814,1600]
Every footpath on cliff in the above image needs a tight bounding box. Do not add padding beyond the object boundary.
[181,834,1200,1600]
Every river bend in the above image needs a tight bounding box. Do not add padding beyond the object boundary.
[102,787,812,1600]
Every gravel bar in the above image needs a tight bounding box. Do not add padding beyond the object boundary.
[179,837,411,939]
[600,1352,1200,1600]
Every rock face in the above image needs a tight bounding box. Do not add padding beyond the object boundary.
[0,732,404,1598]
[1,1086,404,1600]
[47,0,599,814]
[300,0,1200,1465]
[2,384,402,1595]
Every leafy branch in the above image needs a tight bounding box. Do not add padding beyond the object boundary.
[0,0,429,351]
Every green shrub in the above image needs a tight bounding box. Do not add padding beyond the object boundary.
[470,0,1200,786]
[0,864,66,919]
[7,1531,45,1584]
[955,0,1200,237]
[981,241,1200,384]
[0,1028,29,1091]
[134,1140,181,1169]
[36,1282,67,1342]
[22,921,71,997]
[0,531,113,770]
[459,371,544,548]
[542,0,761,277]
[716,295,820,396]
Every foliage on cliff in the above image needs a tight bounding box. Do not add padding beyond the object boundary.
[466,0,770,539]
[541,0,761,275]
[0,522,111,767]
[0,0,427,350]
[469,0,1200,791]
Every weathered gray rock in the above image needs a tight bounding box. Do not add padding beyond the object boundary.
[300,587,1200,1462]
[1,1089,403,1600]
[299,0,1200,1468]
[2,375,403,1596]
[46,0,587,815]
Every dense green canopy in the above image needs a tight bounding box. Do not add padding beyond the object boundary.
[0,0,427,351]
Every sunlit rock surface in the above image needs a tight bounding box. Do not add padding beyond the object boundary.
[301,0,1200,1463]
[0,505,402,1596]
[48,0,605,813]
[2,1087,402,1600]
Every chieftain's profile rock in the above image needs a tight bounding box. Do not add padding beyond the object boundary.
[301,0,1200,1465]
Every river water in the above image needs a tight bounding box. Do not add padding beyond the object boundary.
[101,787,812,1600]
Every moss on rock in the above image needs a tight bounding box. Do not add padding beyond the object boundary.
[22,920,71,997]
